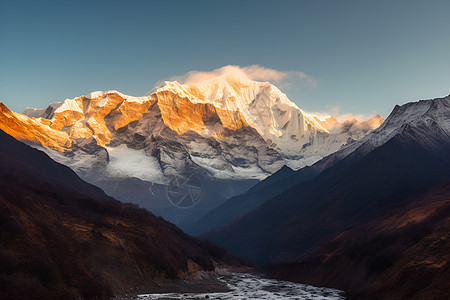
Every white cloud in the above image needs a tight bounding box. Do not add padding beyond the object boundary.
[169,65,317,87]
[305,106,373,122]
[335,113,373,122]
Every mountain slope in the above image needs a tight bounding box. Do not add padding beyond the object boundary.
[268,180,450,300]
[202,95,450,265]
[182,165,318,235]
[0,129,243,299]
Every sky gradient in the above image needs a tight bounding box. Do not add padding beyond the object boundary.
[1,0,449,118]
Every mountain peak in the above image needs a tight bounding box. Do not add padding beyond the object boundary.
[334,95,450,162]
[144,77,331,153]
[382,95,450,131]
[148,76,293,108]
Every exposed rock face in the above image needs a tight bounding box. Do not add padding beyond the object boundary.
[0,78,383,225]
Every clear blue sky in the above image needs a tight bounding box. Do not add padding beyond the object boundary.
[1,0,449,118]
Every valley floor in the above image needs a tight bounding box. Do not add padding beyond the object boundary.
[127,272,345,300]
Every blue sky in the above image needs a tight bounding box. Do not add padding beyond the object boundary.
[1,0,449,118]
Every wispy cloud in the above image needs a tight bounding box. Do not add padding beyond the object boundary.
[306,106,374,122]
[169,65,317,88]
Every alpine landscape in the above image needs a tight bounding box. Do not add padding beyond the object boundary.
[1,1,449,299]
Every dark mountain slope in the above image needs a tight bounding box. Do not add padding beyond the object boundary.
[182,165,318,235]
[0,130,242,299]
[268,180,450,300]
[0,127,108,200]
[202,97,450,266]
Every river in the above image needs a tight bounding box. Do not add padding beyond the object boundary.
[137,272,345,299]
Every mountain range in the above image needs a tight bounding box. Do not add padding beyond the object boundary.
[0,75,382,226]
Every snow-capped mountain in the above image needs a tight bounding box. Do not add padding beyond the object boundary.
[0,76,382,224]
[315,95,450,172]
[356,95,450,149]
[13,76,382,179]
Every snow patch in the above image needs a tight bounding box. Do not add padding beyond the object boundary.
[285,156,323,171]
[190,155,268,180]
[87,91,106,99]
[96,97,108,107]
[54,99,83,114]
[106,145,165,183]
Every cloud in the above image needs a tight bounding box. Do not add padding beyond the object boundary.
[335,113,374,122]
[170,65,317,87]
[306,106,373,122]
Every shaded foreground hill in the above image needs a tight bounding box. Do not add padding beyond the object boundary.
[269,180,450,299]
[0,129,245,299]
